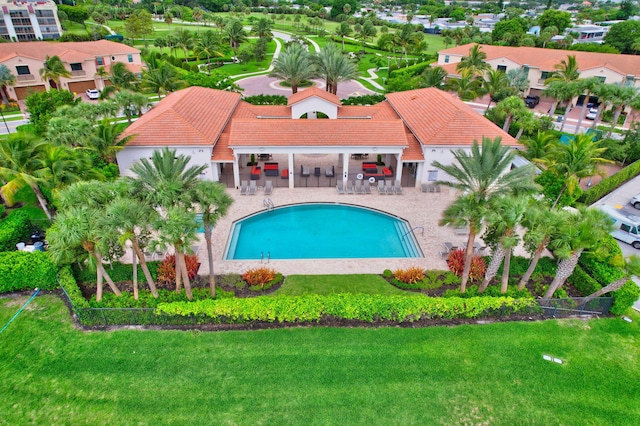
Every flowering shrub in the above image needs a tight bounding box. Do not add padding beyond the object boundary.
[393,267,425,284]
[447,249,487,282]
[157,254,199,286]
[242,267,276,287]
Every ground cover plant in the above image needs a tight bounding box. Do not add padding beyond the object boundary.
[1,295,638,424]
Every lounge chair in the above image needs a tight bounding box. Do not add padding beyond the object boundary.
[354,180,364,194]
[421,182,428,193]
[325,165,335,177]
[240,180,248,195]
[346,180,355,194]
[248,180,257,195]
[264,180,273,195]
[377,180,386,194]
[393,180,403,194]
[385,180,393,194]
[336,181,345,194]
[301,165,311,177]
[363,180,372,194]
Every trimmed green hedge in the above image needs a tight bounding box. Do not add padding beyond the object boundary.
[567,265,601,297]
[58,265,89,308]
[0,251,58,292]
[0,210,33,252]
[579,160,640,205]
[389,60,434,79]
[156,294,539,323]
[578,235,625,286]
[611,280,640,315]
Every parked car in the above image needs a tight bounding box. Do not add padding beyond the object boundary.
[599,204,640,249]
[86,89,100,100]
[524,95,540,108]
[585,108,598,120]
[631,194,640,210]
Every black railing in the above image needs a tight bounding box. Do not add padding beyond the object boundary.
[537,297,613,317]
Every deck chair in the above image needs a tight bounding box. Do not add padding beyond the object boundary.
[377,180,386,194]
[346,180,355,194]
[355,180,364,194]
[264,180,273,195]
[421,182,428,193]
[240,180,248,195]
[336,181,345,194]
[393,180,403,194]
[363,180,372,194]
[385,180,393,194]
[248,180,257,195]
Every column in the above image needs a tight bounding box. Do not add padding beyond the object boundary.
[342,152,350,185]
[288,152,295,189]
[232,158,240,189]
[395,154,403,184]
[415,162,425,188]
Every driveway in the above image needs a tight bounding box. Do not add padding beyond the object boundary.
[237,75,375,99]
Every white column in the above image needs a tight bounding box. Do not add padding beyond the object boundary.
[232,158,240,189]
[395,154,403,183]
[29,12,43,39]
[415,162,425,188]
[288,152,295,189]
[342,152,350,184]
[3,15,16,41]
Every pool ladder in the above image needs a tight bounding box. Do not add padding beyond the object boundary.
[263,198,275,211]
[260,251,271,263]
[401,226,425,241]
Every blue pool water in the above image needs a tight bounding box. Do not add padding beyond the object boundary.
[225,203,422,260]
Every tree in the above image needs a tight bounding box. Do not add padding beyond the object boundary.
[251,17,273,41]
[456,44,490,77]
[521,131,558,163]
[270,43,316,95]
[330,0,357,20]
[88,119,131,164]
[537,9,572,33]
[0,133,53,221]
[505,68,529,97]
[394,24,423,64]
[606,84,637,138]
[492,19,526,45]
[125,9,154,42]
[39,55,71,90]
[494,95,528,133]
[445,68,486,101]
[334,22,352,52]
[358,20,377,53]
[433,136,540,292]
[173,28,194,62]
[0,64,16,106]
[115,90,149,125]
[546,55,580,85]
[582,256,640,305]
[142,62,185,98]
[224,18,247,58]
[483,69,509,109]
[544,207,613,299]
[191,181,233,297]
[108,62,136,94]
[423,66,447,89]
[573,77,601,134]
[605,20,640,53]
[24,89,77,135]
[312,44,359,95]
[194,30,224,73]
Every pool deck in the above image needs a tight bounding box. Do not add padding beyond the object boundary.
[197,185,467,276]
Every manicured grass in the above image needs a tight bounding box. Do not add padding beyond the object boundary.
[1,295,639,424]
[273,274,408,296]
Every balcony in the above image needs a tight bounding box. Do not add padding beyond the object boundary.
[17,74,35,81]
[71,70,86,77]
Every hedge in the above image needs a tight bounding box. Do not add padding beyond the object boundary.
[579,159,640,205]
[566,264,601,297]
[578,235,625,286]
[155,294,539,324]
[389,60,435,79]
[58,265,89,308]
[0,251,58,292]
[0,210,33,252]
[611,280,640,315]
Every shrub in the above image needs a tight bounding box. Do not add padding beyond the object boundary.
[567,265,601,296]
[157,254,199,286]
[579,159,640,205]
[443,285,533,299]
[610,280,640,315]
[242,267,276,287]
[88,287,234,309]
[578,235,625,286]
[382,269,393,279]
[58,265,89,308]
[0,251,58,292]
[393,267,425,284]
[391,270,460,291]
[220,273,245,289]
[0,210,33,252]
[447,249,486,282]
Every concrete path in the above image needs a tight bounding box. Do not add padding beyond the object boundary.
[360,68,385,91]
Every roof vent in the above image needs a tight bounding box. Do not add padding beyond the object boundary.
[411,95,418,100]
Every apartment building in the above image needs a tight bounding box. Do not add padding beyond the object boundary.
[0,0,62,41]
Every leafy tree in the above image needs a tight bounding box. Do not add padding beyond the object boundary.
[194,30,225,73]
[224,18,247,58]
[422,66,447,89]
[0,64,16,106]
[312,44,359,95]
[115,90,149,125]
[505,68,529,97]
[433,137,540,292]
[125,9,154,42]
[251,17,273,41]
[24,89,77,135]
[57,4,89,23]
[39,55,71,90]
[604,20,640,53]
[492,18,527,45]
[537,9,572,33]
[330,0,357,20]
[445,68,486,101]
[173,28,194,62]
[270,43,316,95]
[456,44,490,77]
[494,95,527,133]
[142,62,185,98]
[335,22,352,52]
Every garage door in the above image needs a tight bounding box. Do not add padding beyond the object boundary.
[14,85,45,100]
[68,81,96,95]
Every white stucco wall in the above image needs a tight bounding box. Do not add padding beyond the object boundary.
[290,97,338,119]
[117,146,215,180]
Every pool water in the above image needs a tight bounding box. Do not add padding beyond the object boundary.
[225,203,422,260]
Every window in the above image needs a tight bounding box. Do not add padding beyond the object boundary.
[16,65,30,75]
[127,54,133,63]
[427,170,438,182]
[497,65,507,72]
[541,71,551,80]
[621,223,632,233]
[70,63,82,71]
[444,55,449,64]
[96,57,103,66]
[522,66,529,75]
[632,227,638,235]
[598,76,606,83]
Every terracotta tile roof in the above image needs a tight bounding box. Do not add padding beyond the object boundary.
[235,102,291,118]
[403,132,424,161]
[435,62,459,76]
[120,86,241,146]
[211,133,234,161]
[385,88,520,147]
[227,119,408,147]
[0,40,139,63]
[439,43,640,76]
[287,86,341,106]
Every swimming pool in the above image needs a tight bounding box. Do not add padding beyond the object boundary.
[225,203,422,260]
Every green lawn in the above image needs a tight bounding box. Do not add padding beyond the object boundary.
[273,274,408,296]
[1,295,639,424]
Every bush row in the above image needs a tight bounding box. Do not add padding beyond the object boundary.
[0,210,33,252]
[579,159,640,205]
[567,265,602,296]
[155,294,539,324]
[578,235,625,286]
[611,281,640,315]
[89,287,234,309]
[58,265,89,308]
[0,251,58,292]
[389,60,434,79]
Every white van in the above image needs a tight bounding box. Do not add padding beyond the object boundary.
[598,205,640,249]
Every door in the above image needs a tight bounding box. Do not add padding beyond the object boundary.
[68,81,96,95]
[14,85,45,100]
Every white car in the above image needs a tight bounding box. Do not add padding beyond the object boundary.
[86,89,100,100]
[585,108,598,120]
[631,194,640,210]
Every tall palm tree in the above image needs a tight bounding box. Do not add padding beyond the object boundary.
[142,62,185,98]
[173,28,194,62]
[445,68,486,101]
[224,18,247,58]
[483,68,509,109]
[495,95,527,133]
[521,131,558,164]
[455,44,490,77]
[545,55,580,84]
[394,24,422,64]
[574,77,601,134]
[433,136,540,292]
[544,133,612,207]
[194,30,224,73]
[0,64,16,106]
[40,145,100,197]
[270,43,316,94]
[607,84,637,137]
[423,66,447,89]
[251,17,273,40]
[334,22,352,51]
[39,55,71,90]
[0,133,53,221]
[544,207,612,299]
[88,119,131,164]
[312,44,359,95]
[101,62,136,98]
[114,90,149,125]
[191,180,233,297]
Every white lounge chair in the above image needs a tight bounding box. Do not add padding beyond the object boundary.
[393,180,403,194]
[363,181,372,194]
[377,180,385,194]
[264,180,273,195]
[385,180,393,194]
[239,180,248,195]
[355,180,364,194]
[346,180,355,194]
[248,180,257,195]
[336,181,345,194]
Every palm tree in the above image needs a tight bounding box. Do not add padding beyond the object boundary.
[455,44,490,77]
[194,30,224,73]
[114,90,149,125]
[173,28,194,62]
[334,22,352,51]
[39,145,100,197]
[445,68,486,101]
[312,44,359,95]
[142,62,185,98]
[87,119,131,164]
[514,110,536,140]
[0,133,53,221]
[573,77,601,134]
[224,18,247,58]
[394,24,422,64]
[107,62,136,93]
[544,133,612,208]
[433,136,540,292]
[251,17,273,41]
[545,55,580,85]
[606,84,637,137]
[483,69,509,109]
[423,66,447,89]
[191,181,233,297]
[495,95,528,133]
[544,207,612,299]
[558,81,584,132]
[521,131,558,163]
[39,55,71,90]
[581,256,640,305]
[505,68,529,98]
[0,64,16,106]
[270,43,316,94]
